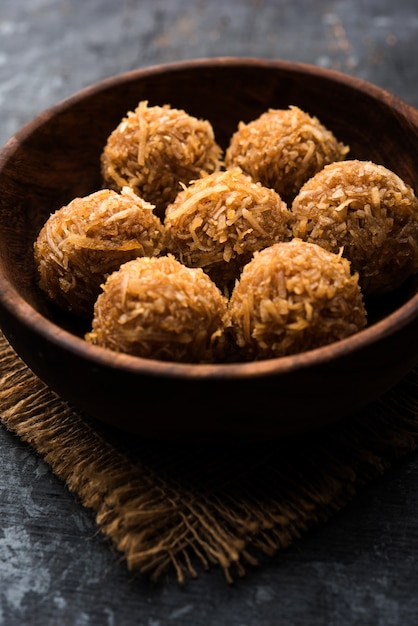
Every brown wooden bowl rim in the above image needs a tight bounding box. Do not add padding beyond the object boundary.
[3,56,418,154]
[1,57,418,381]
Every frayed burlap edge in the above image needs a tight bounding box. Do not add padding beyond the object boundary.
[1,330,418,585]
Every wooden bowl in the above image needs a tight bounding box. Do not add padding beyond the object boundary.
[0,58,417,442]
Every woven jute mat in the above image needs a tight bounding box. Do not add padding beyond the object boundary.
[1,329,418,584]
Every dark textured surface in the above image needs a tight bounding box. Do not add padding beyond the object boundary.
[1,1,418,624]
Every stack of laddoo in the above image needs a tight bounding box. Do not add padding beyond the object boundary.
[33,100,418,363]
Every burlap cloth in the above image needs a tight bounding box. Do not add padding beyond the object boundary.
[1,329,418,584]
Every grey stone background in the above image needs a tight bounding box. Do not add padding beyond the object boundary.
[1,0,418,148]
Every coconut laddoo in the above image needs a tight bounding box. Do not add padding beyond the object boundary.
[85,255,230,363]
[224,105,349,203]
[228,239,367,360]
[101,100,223,219]
[34,187,165,318]
[291,160,418,296]
[164,167,293,290]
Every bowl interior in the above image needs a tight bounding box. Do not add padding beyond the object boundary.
[1,57,418,352]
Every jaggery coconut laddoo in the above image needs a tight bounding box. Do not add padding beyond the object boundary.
[164,167,293,290]
[101,100,223,219]
[85,255,230,363]
[34,187,165,318]
[291,160,418,296]
[228,239,367,360]
[224,105,349,203]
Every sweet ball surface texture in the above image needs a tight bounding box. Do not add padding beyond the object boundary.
[228,239,367,361]
[101,100,223,219]
[164,167,293,290]
[33,187,166,318]
[225,105,349,204]
[85,255,230,364]
[291,160,418,296]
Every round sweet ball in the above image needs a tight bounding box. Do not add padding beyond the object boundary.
[34,187,165,318]
[291,160,418,296]
[224,105,349,203]
[101,100,223,219]
[85,255,230,363]
[228,239,367,360]
[164,167,293,290]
